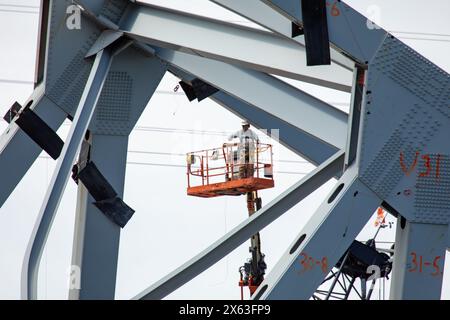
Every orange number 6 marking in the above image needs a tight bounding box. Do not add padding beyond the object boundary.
[326,1,340,17]
[331,3,340,16]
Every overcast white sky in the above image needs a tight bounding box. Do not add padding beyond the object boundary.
[0,0,450,300]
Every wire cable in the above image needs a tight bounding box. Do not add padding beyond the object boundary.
[37,155,308,175]
[128,150,309,164]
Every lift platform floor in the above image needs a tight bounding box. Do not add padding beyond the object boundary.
[187,177,274,198]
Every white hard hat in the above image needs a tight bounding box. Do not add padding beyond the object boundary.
[241,120,250,126]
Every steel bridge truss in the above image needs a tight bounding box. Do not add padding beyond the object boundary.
[0,0,449,300]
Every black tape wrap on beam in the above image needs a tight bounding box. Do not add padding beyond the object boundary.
[179,79,219,102]
[76,162,135,228]
[179,81,197,101]
[301,0,331,66]
[291,22,304,38]
[14,106,64,160]
[191,78,219,101]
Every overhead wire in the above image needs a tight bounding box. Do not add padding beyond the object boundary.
[0,78,34,85]
[0,9,38,14]
[37,155,309,175]
[0,4,40,9]
[128,150,309,165]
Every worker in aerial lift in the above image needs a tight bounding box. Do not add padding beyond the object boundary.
[227,120,260,179]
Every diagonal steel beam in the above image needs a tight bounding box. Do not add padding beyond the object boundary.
[212,92,339,166]
[252,166,381,300]
[121,2,352,92]
[259,0,388,64]
[156,47,348,150]
[169,66,339,166]
[135,150,344,300]
[21,49,113,299]
[210,0,354,71]
[0,86,67,208]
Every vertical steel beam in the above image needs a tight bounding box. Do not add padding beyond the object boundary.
[21,49,113,299]
[69,134,128,299]
[67,48,167,299]
[344,67,364,168]
[389,218,448,299]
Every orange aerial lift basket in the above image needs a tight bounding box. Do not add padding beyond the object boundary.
[186,142,274,197]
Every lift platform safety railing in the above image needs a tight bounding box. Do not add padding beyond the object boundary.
[186,142,274,198]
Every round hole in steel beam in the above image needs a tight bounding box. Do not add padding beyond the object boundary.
[289,234,306,255]
[328,183,345,204]
[85,129,91,141]
[400,216,406,229]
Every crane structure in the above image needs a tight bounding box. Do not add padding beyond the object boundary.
[0,0,449,300]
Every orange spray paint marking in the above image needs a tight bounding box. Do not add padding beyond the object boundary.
[298,253,329,274]
[374,207,385,227]
[331,4,340,16]
[326,1,341,16]
[419,154,431,177]
[357,71,365,85]
[409,253,443,276]
[299,252,309,274]
[431,256,442,276]
[321,257,328,274]
[400,151,419,176]
[409,252,418,272]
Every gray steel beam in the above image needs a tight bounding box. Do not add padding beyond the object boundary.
[212,92,338,166]
[260,0,388,64]
[157,48,348,150]
[21,49,113,299]
[389,219,448,299]
[68,48,167,299]
[210,0,354,70]
[169,66,338,166]
[0,86,67,207]
[344,67,364,168]
[121,2,352,92]
[253,166,381,299]
[135,150,344,300]
[69,134,128,300]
